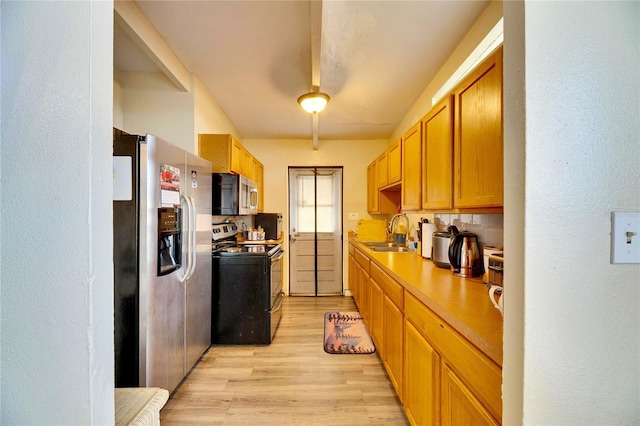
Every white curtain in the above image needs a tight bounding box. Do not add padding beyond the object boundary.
[292,170,340,234]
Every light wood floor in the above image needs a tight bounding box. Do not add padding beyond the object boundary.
[160,296,409,425]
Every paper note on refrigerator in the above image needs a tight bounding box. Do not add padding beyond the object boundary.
[113,156,132,201]
[160,164,181,207]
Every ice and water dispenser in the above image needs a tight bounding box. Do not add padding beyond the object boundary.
[158,207,182,276]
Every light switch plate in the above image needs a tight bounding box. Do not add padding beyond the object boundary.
[610,211,640,264]
[348,212,359,220]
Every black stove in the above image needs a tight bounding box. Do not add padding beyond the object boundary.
[210,222,285,345]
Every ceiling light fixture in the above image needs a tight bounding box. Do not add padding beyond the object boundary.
[297,91,330,114]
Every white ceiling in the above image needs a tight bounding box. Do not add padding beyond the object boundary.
[114,0,489,140]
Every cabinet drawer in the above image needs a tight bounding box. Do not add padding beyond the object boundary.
[354,249,370,274]
[405,292,502,423]
[370,262,403,311]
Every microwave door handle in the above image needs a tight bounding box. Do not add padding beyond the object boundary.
[250,187,258,210]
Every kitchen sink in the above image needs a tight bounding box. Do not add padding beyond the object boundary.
[363,241,398,248]
[357,240,415,252]
[371,246,414,252]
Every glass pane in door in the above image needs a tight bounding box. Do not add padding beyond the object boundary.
[288,168,342,296]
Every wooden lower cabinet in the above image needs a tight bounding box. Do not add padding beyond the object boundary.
[383,295,403,401]
[441,363,499,426]
[359,267,371,324]
[370,279,384,350]
[347,245,501,424]
[404,320,440,425]
[405,292,502,424]
[348,253,359,306]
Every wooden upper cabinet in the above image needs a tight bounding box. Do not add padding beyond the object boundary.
[453,46,503,208]
[254,159,264,212]
[388,139,402,185]
[242,149,254,181]
[422,95,454,210]
[367,160,379,213]
[401,122,422,211]
[198,133,244,174]
[377,151,389,188]
[230,138,243,174]
[199,134,265,210]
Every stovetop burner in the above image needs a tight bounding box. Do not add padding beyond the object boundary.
[211,222,281,257]
[212,222,238,241]
[213,243,281,256]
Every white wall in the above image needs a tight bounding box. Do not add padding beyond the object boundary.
[243,138,387,294]
[504,2,640,424]
[115,72,241,156]
[1,2,114,424]
[114,77,125,129]
[502,1,525,423]
[116,71,195,153]
[193,75,242,151]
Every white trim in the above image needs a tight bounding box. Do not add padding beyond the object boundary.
[432,18,504,106]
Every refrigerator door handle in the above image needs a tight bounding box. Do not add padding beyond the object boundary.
[179,193,194,283]
[186,193,197,280]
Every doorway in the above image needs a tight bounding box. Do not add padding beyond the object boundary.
[288,167,343,296]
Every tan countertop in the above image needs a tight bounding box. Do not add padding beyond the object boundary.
[350,237,503,366]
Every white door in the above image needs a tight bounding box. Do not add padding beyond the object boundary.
[289,167,343,296]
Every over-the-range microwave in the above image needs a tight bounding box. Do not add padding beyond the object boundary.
[212,173,258,216]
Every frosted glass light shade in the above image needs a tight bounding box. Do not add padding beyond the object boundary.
[297,92,330,113]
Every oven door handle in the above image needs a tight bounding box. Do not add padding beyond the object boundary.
[271,251,285,261]
[270,292,285,313]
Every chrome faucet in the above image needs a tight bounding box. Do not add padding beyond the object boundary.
[388,214,409,245]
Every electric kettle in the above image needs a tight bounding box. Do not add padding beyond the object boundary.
[448,226,482,278]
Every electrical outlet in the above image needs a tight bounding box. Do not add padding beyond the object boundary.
[348,212,359,220]
[611,211,640,264]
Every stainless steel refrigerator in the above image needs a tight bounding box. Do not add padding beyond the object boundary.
[113,129,211,393]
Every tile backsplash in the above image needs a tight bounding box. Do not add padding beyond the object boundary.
[215,213,504,252]
[434,213,504,249]
[404,212,504,251]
